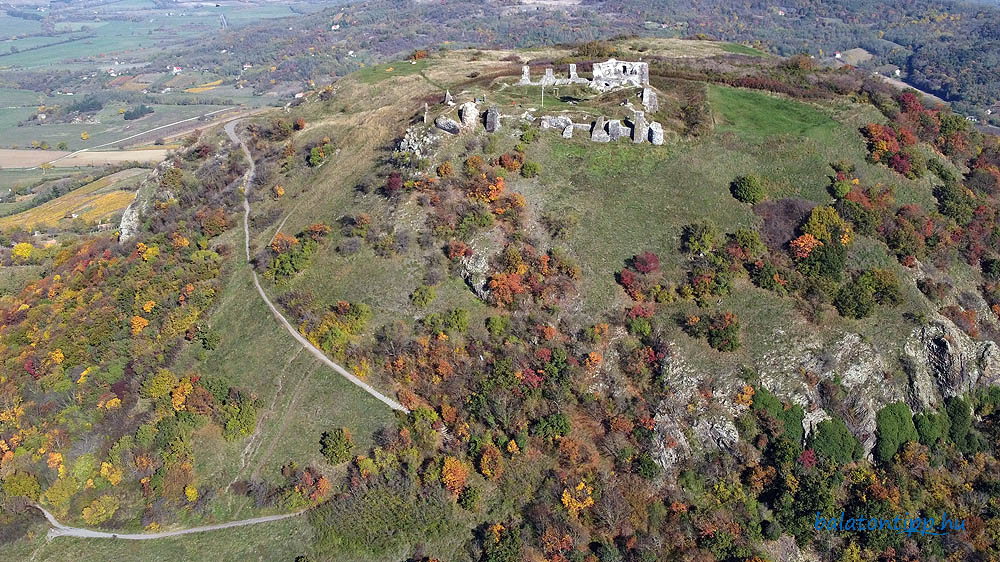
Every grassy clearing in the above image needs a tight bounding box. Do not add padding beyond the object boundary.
[722,43,769,56]
[709,85,836,140]
[355,59,432,85]
[519,81,935,372]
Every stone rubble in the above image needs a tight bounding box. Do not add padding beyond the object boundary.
[398,125,440,158]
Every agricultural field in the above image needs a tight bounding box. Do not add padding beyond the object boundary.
[0,104,234,152]
[0,168,146,230]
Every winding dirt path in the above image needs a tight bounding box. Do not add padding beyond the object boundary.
[35,117,409,542]
[224,119,409,413]
[34,505,305,540]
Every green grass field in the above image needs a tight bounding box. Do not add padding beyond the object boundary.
[722,43,769,56]
[355,59,432,85]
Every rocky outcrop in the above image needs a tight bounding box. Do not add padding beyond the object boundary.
[118,197,142,243]
[904,321,1000,408]
[651,411,692,472]
[562,125,573,138]
[485,107,501,133]
[444,90,453,105]
[693,417,740,452]
[434,115,461,135]
[460,252,490,301]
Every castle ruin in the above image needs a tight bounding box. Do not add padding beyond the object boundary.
[590,58,649,92]
[518,58,649,93]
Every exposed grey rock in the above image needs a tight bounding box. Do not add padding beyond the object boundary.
[459,101,478,128]
[444,90,453,105]
[569,63,579,80]
[562,125,573,138]
[434,115,461,135]
[648,121,664,145]
[590,117,610,142]
[461,252,490,300]
[631,110,647,143]
[540,115,573,130]
[591,58,649,92]
[118,197,142,242]
[641,87,659,113]
[762,536,821,562]
[693,417,740,451]
[651,412,691,471]
[485,107,500,133]
[904,321,1000,407]
[607,119,624,141]
[802,408,831,439]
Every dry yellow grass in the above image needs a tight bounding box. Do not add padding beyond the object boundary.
[185,79,224,93]
[0,169,144,230]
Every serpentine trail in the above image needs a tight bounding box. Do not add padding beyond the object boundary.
[34,504,305,540]
[34,118,408,541]
[223,120,409,413]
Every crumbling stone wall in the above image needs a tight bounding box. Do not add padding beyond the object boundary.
[591,58,649,92]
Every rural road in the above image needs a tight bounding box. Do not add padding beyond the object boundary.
[34,504,305,540]
[223,120,410,413]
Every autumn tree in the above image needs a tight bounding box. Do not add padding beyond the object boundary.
[441,456,468,496]
[271,232,299,254]
[479,444,504,479]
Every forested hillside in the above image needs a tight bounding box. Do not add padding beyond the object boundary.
[3,30,1000,562]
